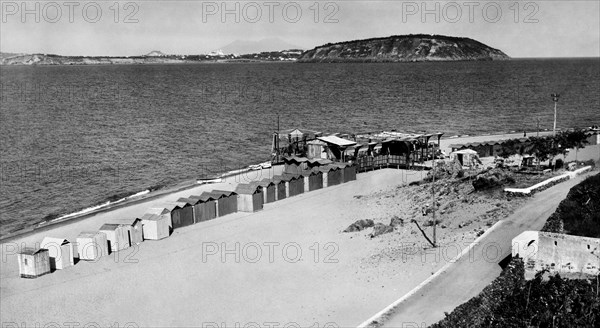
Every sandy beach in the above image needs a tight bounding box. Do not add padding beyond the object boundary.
[1,133,599,327]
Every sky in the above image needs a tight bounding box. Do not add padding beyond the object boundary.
[1,0,599,57]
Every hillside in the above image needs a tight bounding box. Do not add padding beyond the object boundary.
[430,173,600,328]
[542,172,600,237]
[430,258,599,328]
[297,34,509,63]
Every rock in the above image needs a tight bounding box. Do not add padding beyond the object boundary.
[343,219,374,232]
[389,216,404,228]
[370,223,394,238]
[472,168,515,191]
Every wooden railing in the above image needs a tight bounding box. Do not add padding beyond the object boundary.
[356,155,411,172]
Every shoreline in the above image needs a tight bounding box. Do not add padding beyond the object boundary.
[0,127,594,242]
[0,165,262,243]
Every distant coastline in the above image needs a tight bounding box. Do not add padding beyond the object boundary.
[0,34,511,65]
[0,51,303,66]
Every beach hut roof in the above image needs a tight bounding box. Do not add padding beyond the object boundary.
[211,189,237,197]
[158,202,188,212]
[131,218,142,226]
[99,223,125,231]
[317,135,357,147]
[235,182,261,194]
[20,247,46,255]
[319,164,340,173]
[146,207,170,216]
[307,158,333,166]
[177,197,200,205]
[283,156,309,164]
[300,170,314,177]
[40,237,70,247]
[281,172,301,181]
[189,192,218,202]
[258,179,275,187]
[78,231,101,238]
[141,213,163,221]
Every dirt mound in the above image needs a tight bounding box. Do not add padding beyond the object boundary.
[472,168,515,191]
[343,219,374,232]
[427,158,464,181]
[369,223,395,238]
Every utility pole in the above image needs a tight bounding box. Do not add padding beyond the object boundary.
[431,159,437,247]
[551,93,560,137]
[550,94,560,170]
[276,113,280,162]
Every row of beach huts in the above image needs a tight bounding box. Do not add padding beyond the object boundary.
[17,158,356,279]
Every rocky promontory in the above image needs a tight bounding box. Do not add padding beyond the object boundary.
[297,34,509,63]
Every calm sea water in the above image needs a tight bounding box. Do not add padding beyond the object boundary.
[1,59,599,237]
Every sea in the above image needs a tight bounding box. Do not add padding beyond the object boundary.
[1,58,599,238]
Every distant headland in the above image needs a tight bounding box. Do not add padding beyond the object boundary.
[0,34,509,65]
[297,34,510,63]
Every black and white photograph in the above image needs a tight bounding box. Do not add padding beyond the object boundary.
[1,1,599,327]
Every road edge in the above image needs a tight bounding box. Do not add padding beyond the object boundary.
[357,220,505,328]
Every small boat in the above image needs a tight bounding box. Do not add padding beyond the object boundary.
[197,178,222,184]
[249,161,272,170]
[248,164,262,170]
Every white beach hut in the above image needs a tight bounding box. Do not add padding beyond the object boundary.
[129,218,144,245]
[99,223,130,253]
[17,248,51,278]
[141,208,172,240]
[76,231,109,261]
[40,237,74,270]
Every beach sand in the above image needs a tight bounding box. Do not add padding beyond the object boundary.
[1,168,442,327]
[1,133,598,327]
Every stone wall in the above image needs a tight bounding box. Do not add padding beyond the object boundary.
[512,231,599,280]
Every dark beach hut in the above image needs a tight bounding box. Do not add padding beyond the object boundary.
[344,163,357,181]
[162,201,194,229]
[187,193,217,222]
[333,162,357,183]
[258,179,276,203]
[282,173,304,197]
[211,190,238,217]
[334,162,348,183]
[283,156,309,175]
[235,182,264,212]
[321,165,342,187]
[273,176,287,201]
[17,248,51,279]
[301,170,323,192]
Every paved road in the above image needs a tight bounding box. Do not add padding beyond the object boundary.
[380,171,598,328]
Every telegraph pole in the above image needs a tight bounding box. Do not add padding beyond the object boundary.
[550,94,560,170]
[551,93,560,137]
[431,160,437,247]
